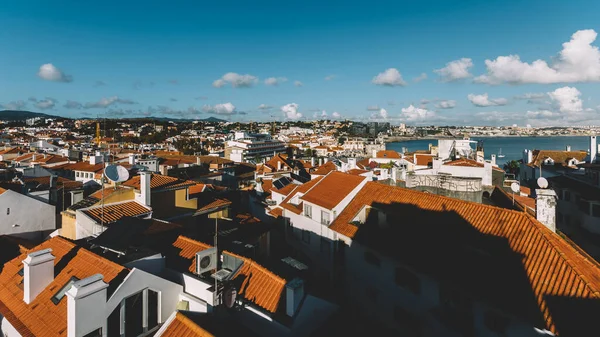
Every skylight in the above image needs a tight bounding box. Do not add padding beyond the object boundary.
[51,276,79,305]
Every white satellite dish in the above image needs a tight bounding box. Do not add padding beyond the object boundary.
[510,182,520,193]
[104,164,130,183]
[537,177,549,189]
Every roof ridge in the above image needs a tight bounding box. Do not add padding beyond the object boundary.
[224,250,286,284]
[177,235,213,249]
[77,247,128,273]
[174,312,214,336]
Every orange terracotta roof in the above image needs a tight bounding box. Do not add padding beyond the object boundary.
[280,177,324,215]
[312,161,337,175]
[172,236,213,274]
[196,195,232,214]
[122,174,196,191]
[272,182,297,196]
[0,187,7,195]
[81,201,151,224]
[226,251,286,313]
[23,176,82,190]
[529,150,587,167]
[347,168,368,175]
[260,180,273,193]
[60,161,105,173]
[301,172,365,210]
[188,183,206,195]
[520,186,531,196]
[88,186,128,199]
[444,157,505,172]
[329,182,600,334]
[0,147,21,155]
[0,236,126,337]
[376,150,401,159]
[267,207,283,218]
[415,154,434,166]
[160,312,215,337]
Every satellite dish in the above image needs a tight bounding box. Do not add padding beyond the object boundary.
[224,287,237,309]
[537,177,549,189]
[510,182,520,193]
[104,164,130,183]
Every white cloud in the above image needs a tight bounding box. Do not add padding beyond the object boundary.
[324,75,336,81]
[475,29,600,84]
[332,112,341,118]
[321,110,328,118]
[435,100,456,109]
[258,104,272,110]
[372,68,407,86]
[514,92,546,100]
[371,108,388,120]
[264,77,287,86]
[202,102,237,115]
[294,80,303,87]
[85,96,136,109]
[35,98,56,110]
[64,100,83,109]
[281,103,302,119]
[413,73,428,83]
[367,105,380,111]
[1,100,27,110]
[37,63,73,82]
[213,72,258,88]
[434,58,473,82]
[400,105,436,122]
[467,93,508,107]
[547,86,582,113]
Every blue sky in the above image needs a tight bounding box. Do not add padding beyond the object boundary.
[1,0,600,126]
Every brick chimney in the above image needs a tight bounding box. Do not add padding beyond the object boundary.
[66,274,108,337]
[536,189,557,232]
[23,248,55,304]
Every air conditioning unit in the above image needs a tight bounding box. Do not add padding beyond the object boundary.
[196,247,217,275]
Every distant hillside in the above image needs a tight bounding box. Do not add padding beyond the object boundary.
[200,116,228,123]
[0,110,63,121]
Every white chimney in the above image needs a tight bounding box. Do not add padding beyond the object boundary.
[590,136,597,164]
[319,158,323,166]
[372,149,377,158]
[491,154,496,166]
[286,278,304,317]
[391,167,397,181]
[70,190,83,204]
[536,189,557,232]
[432,158,443,170]
[196,156,202,166]
[566,145,571,152]
[523,149,533,164]
[140,171,151,206]
[310,157,315,167]
[324,157,328,163]
[348,158,357,169]
[32,153,37,162]
[277,160,282,171]
[483,162,492,186]
[66,274,108,337]
[128,153,136,165]
[23,248,55,304]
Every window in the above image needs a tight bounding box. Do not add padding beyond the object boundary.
[564,191,571,201]
[304,204,312,218]
[302,230,310,244]
[6,208,9,215]
[395,267,421,294]
[364,251,381,267]
[76,172,80,178]
[52,276,79,305]
[484,310,510,334]
[321,210,330,225]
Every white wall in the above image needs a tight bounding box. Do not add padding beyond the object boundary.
[1,317,23,337]
[0,190,55,238]
[106,268,183,324]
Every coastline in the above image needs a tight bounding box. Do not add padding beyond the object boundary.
[383,134,591,143]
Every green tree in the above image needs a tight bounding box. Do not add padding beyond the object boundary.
[503,160,521,178]
[338,136,346,145]
[304,148,315,158]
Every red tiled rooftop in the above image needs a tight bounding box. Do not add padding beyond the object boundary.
[301,172,365,210]
[376,150,401,159]
[172,236,213,274]
[329,182,600,334]
[82,201,151,224]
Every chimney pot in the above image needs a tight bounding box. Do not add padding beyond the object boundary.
[140,171,151,206]
[286,278,304,317]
